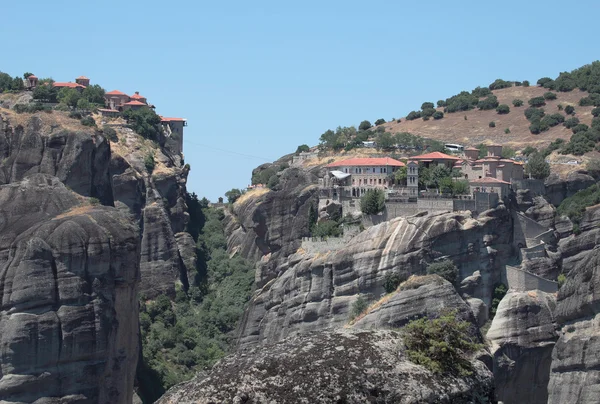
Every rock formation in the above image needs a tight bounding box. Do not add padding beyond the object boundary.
[0,174,140,403]
[237,207,512,348]
[157,329,494,404]
[486,290,557,404]
[547,245,600,403]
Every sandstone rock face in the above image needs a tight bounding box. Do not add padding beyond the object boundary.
[545,171,595,208]
[486,290,557,404]
[547,246,600,404]
[0,174,140,404]
[157,329,494,404]
[353,275,477,330]
[238,207,512,348]
[225,167,320,286]
[558,205,600,273]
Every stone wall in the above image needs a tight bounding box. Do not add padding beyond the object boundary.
[503,265,558,293]
[417,198,454,213]
[512,179,546,196]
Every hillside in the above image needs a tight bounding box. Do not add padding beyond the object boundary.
[382,86,595,148]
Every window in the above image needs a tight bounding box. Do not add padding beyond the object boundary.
[378,178,382,184]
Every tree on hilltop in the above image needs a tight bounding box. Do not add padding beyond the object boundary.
[359,120,372,131]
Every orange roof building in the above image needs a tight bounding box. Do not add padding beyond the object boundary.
[326,157,405,168]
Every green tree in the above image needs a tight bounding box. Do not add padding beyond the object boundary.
[490,284,507,317]
[383,271,408,293]
[349,295,369,320]
[512,99,524,107]
[360,189,385,215]
[82,84,106,104]
[102,126,118,142]
[32,83,58,102]
[529,97,546,107]
[432,111,444,120]
[488,79,512,90]
[586,158,600,178]
[496,104,510,114]
[76,97,91,111]
[478,95,499,110]
[564,117,580,129]
[526,153,550,179]
[565,105,575,115]
[426,260,458,284]
[376,131,396,151]
[403,310,482,376]
[225,188,244,204]
[544,91,557,100]
[489,121,496,128]
[421,101,435,110]
[123,107,162,140]
[523,80,530,87]
[406,110,422,120]
[23,72,33,79]
[522,146,537,156]
[359,120,372,131]
[374,118,386,126]
[394,166,407,185]
[58,87,81,107]
[144,152,155,173]
[295,144,310,154]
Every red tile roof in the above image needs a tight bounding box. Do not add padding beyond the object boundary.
[469,176,510,185]
[106,90,128,96]
[326,157,405,167]
[160,116,186,122]
[410,151,461,160]
[28,75,38,79]
[123,100,147,106]
[464,147,479,151]
[53,82,85,89]
[130,93,146,99]
[76,76,89,80]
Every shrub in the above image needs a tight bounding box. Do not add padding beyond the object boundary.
[360,189,385,215]
[374,118,386,126]
[349,295,369,320]
[490,284,507,317]
[432,111,444,120]
[403,310,482,376]
[541,113,565,128]
[295,144,310,154]
[496,104,510,114]
[561,130,599,155]
[383,271,408,293]
[358,120,372,131]
[522,146,537,156]
[436,100,447,107]
[471,86,492,97]
[426,260,458,284]
[267,174,280,189]
[489,121,496,128]
[523,80,530,87]
[504,128,511,134]
[102,126,118,142]
[528,97,546,107]
[514,81,522,87]
[564,117,580,129]
[526,152,550,179]
[421,102,435,110]
[537,77,556,89]
[406,111,422,120]
[579,94,600,107]
[144,152,155,173]
[311,220,342,238]
[488,79,512,90]
[80,116,96,127]
[524,107,545,122]
[557,104,564,111]
[512,99,524,107]
[592,107,600,117]
[478,95,499,110]
[586,158,600,179]
[123,107,162,141]
[542,138,565,158]
[557,184,600,227]
[544,91,557,100]
[572,123,589,134]
[557,274,566,288]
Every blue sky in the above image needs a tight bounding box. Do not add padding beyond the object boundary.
[2,0,599,200]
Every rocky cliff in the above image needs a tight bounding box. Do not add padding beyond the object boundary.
[547,244,600,403]
[157,328,494,404]
[236,206,513,348]
[0,174,139,403]
[0,112,192,402]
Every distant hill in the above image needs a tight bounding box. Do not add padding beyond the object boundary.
[382,85,594,149]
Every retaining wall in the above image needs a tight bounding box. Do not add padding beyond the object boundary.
[503,265,558,293]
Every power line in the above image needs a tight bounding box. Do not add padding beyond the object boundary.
[184,139,275,162]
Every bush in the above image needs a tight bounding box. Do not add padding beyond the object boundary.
[295,144,310,154]
[529,97,546,107]
[564,117,580,129]
[557,183,600,227]
[432,111,444,120]
[541,113,565,128]
[592,107,600,118]
[478,95,499,110]
[504,128,511,134]
[102,126,118,142]
[436,100,447,107]
[374,118,386,126]
[406,111,422,120]
[359,120,372,131]
[421,102,435,110]
[426,260,458,284]
[544,91,557,100]
[144,152,155,173]
[360,189,385,215]
[349,295,369,320]
[123,107,162,141]
[80,116,96,127]
[579,94,600,107]
[224,188,243,204]
[542,138,565,158]
[522,146,537,156]
[488,79,512,90]
[572,123,589,134]
[383,271,408,293]
[489,121,496,128]
[311,220,342,238]
[403,310,482,376]
[471,86,492,97]
[524,107,545,122]
[537,77,556,89]
[586,158,600,179]
[565,105,575,115]
[421,108,436,118]
[490,284,507,317]
[557,104,564,111]
[496,104,510,114]
[557,274,566,288]
[523,80,530,87]
[526,152,550,179]
[512,99,524,107]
